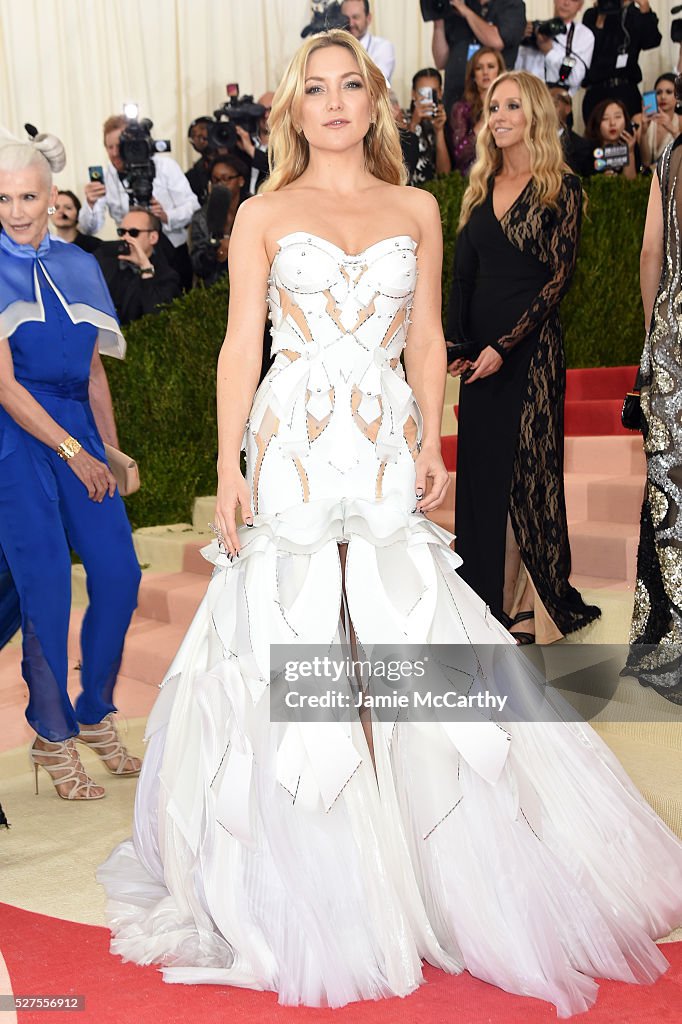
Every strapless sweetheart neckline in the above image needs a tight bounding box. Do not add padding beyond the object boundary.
[274,231,418,262]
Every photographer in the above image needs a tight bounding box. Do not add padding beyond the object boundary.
[340,0,396,81]
[185,117,216,205]
[80,114,199,290]
[515,0,595,94]
[549,85,595,174]
[232,92,275,194]
[95,207,181,325]
[429,0,527,116]
[190,155,248,285]
[582,0,662,120]
[407,68,452,183]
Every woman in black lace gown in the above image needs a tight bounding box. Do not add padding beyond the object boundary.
[446,71,599,643]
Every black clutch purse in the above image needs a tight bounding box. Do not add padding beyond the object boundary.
[621,369,643,432]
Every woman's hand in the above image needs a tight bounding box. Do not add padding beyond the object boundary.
[620,127,636,152]
[68,449,117,502]
[465,345,503,382]
[433,103,447,135]
[652,111,676,135]
[213,466,253,558]
[447,357,473,377]
[415,444,450,513]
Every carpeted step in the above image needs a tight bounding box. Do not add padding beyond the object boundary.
[564,398,632,437]
[65,607,184,687]
[564,434,645,475]
[132,523,213,574]
[135,572,206,626]
[191,495,216,533]
[594,731,682,841]
[182,540,214,577]
[568,521,639,581]
[119,621,187,686]
[442,432,645,477]
[587,475,645,524]
[565,473,615,523]
[565,365,638,401]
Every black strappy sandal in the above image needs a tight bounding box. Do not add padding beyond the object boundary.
[510,610,535,646]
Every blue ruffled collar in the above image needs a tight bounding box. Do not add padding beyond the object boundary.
[0,229,51,260]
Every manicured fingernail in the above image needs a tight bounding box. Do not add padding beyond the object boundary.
[416,490,423,499]
[245,518,254,527]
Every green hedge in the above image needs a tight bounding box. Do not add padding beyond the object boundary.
[110,174,651,528]
[107,280,227,528]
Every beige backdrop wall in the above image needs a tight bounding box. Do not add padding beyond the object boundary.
[0,0,677,207]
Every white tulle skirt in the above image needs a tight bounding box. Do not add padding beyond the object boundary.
[98,496,682,1018]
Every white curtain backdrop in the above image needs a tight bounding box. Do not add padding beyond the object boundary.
[0,0,676,209]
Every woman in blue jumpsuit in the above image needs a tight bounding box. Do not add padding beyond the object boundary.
[0,129,142,800]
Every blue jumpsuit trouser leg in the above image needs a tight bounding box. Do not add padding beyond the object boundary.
[0,435,141,742]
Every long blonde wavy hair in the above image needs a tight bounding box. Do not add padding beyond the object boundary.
[262,29,406,192]
[458,71,570,230]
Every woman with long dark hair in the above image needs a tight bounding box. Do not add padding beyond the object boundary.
[584,97,641,178]
[639,73,681,169]
[449,47,505,175]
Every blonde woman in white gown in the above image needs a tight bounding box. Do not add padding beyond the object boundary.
[99,31,682,1018]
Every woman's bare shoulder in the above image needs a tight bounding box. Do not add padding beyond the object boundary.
[232,193,282,234]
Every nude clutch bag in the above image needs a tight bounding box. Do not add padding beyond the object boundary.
[104,443,140,496]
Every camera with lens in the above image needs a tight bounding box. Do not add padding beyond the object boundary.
[208,88,266,153]
[672,3,682,43]
[302,1,350,37]
[520,17,567,49]
[119,113,171,207]
[419,0,451,20]
[96,239,132,258]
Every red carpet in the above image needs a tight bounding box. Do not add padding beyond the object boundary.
[442,365,641,471]
[1,903,680,1024]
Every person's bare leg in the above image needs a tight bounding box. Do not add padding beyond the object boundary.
[502,514,522,620]
[338,543,375,770]
[503,515,535,643]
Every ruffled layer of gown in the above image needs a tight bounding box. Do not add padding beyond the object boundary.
[98,497,682,1018]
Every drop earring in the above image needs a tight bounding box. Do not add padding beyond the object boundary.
[47,205,56,214]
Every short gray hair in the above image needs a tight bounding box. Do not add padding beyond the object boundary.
[0,128,66,186]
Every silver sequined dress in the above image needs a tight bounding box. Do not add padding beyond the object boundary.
[629,139,682,701]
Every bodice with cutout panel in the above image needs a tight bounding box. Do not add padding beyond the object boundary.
[244,233,423,515]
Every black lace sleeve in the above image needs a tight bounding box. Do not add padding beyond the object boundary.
[490,175,582,358]
[445,221,479,343]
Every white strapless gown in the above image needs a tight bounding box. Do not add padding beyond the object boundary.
[99,234,682,1017]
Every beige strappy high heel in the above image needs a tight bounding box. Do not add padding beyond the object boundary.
[75,714,142,776]
[29,738,106,800]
